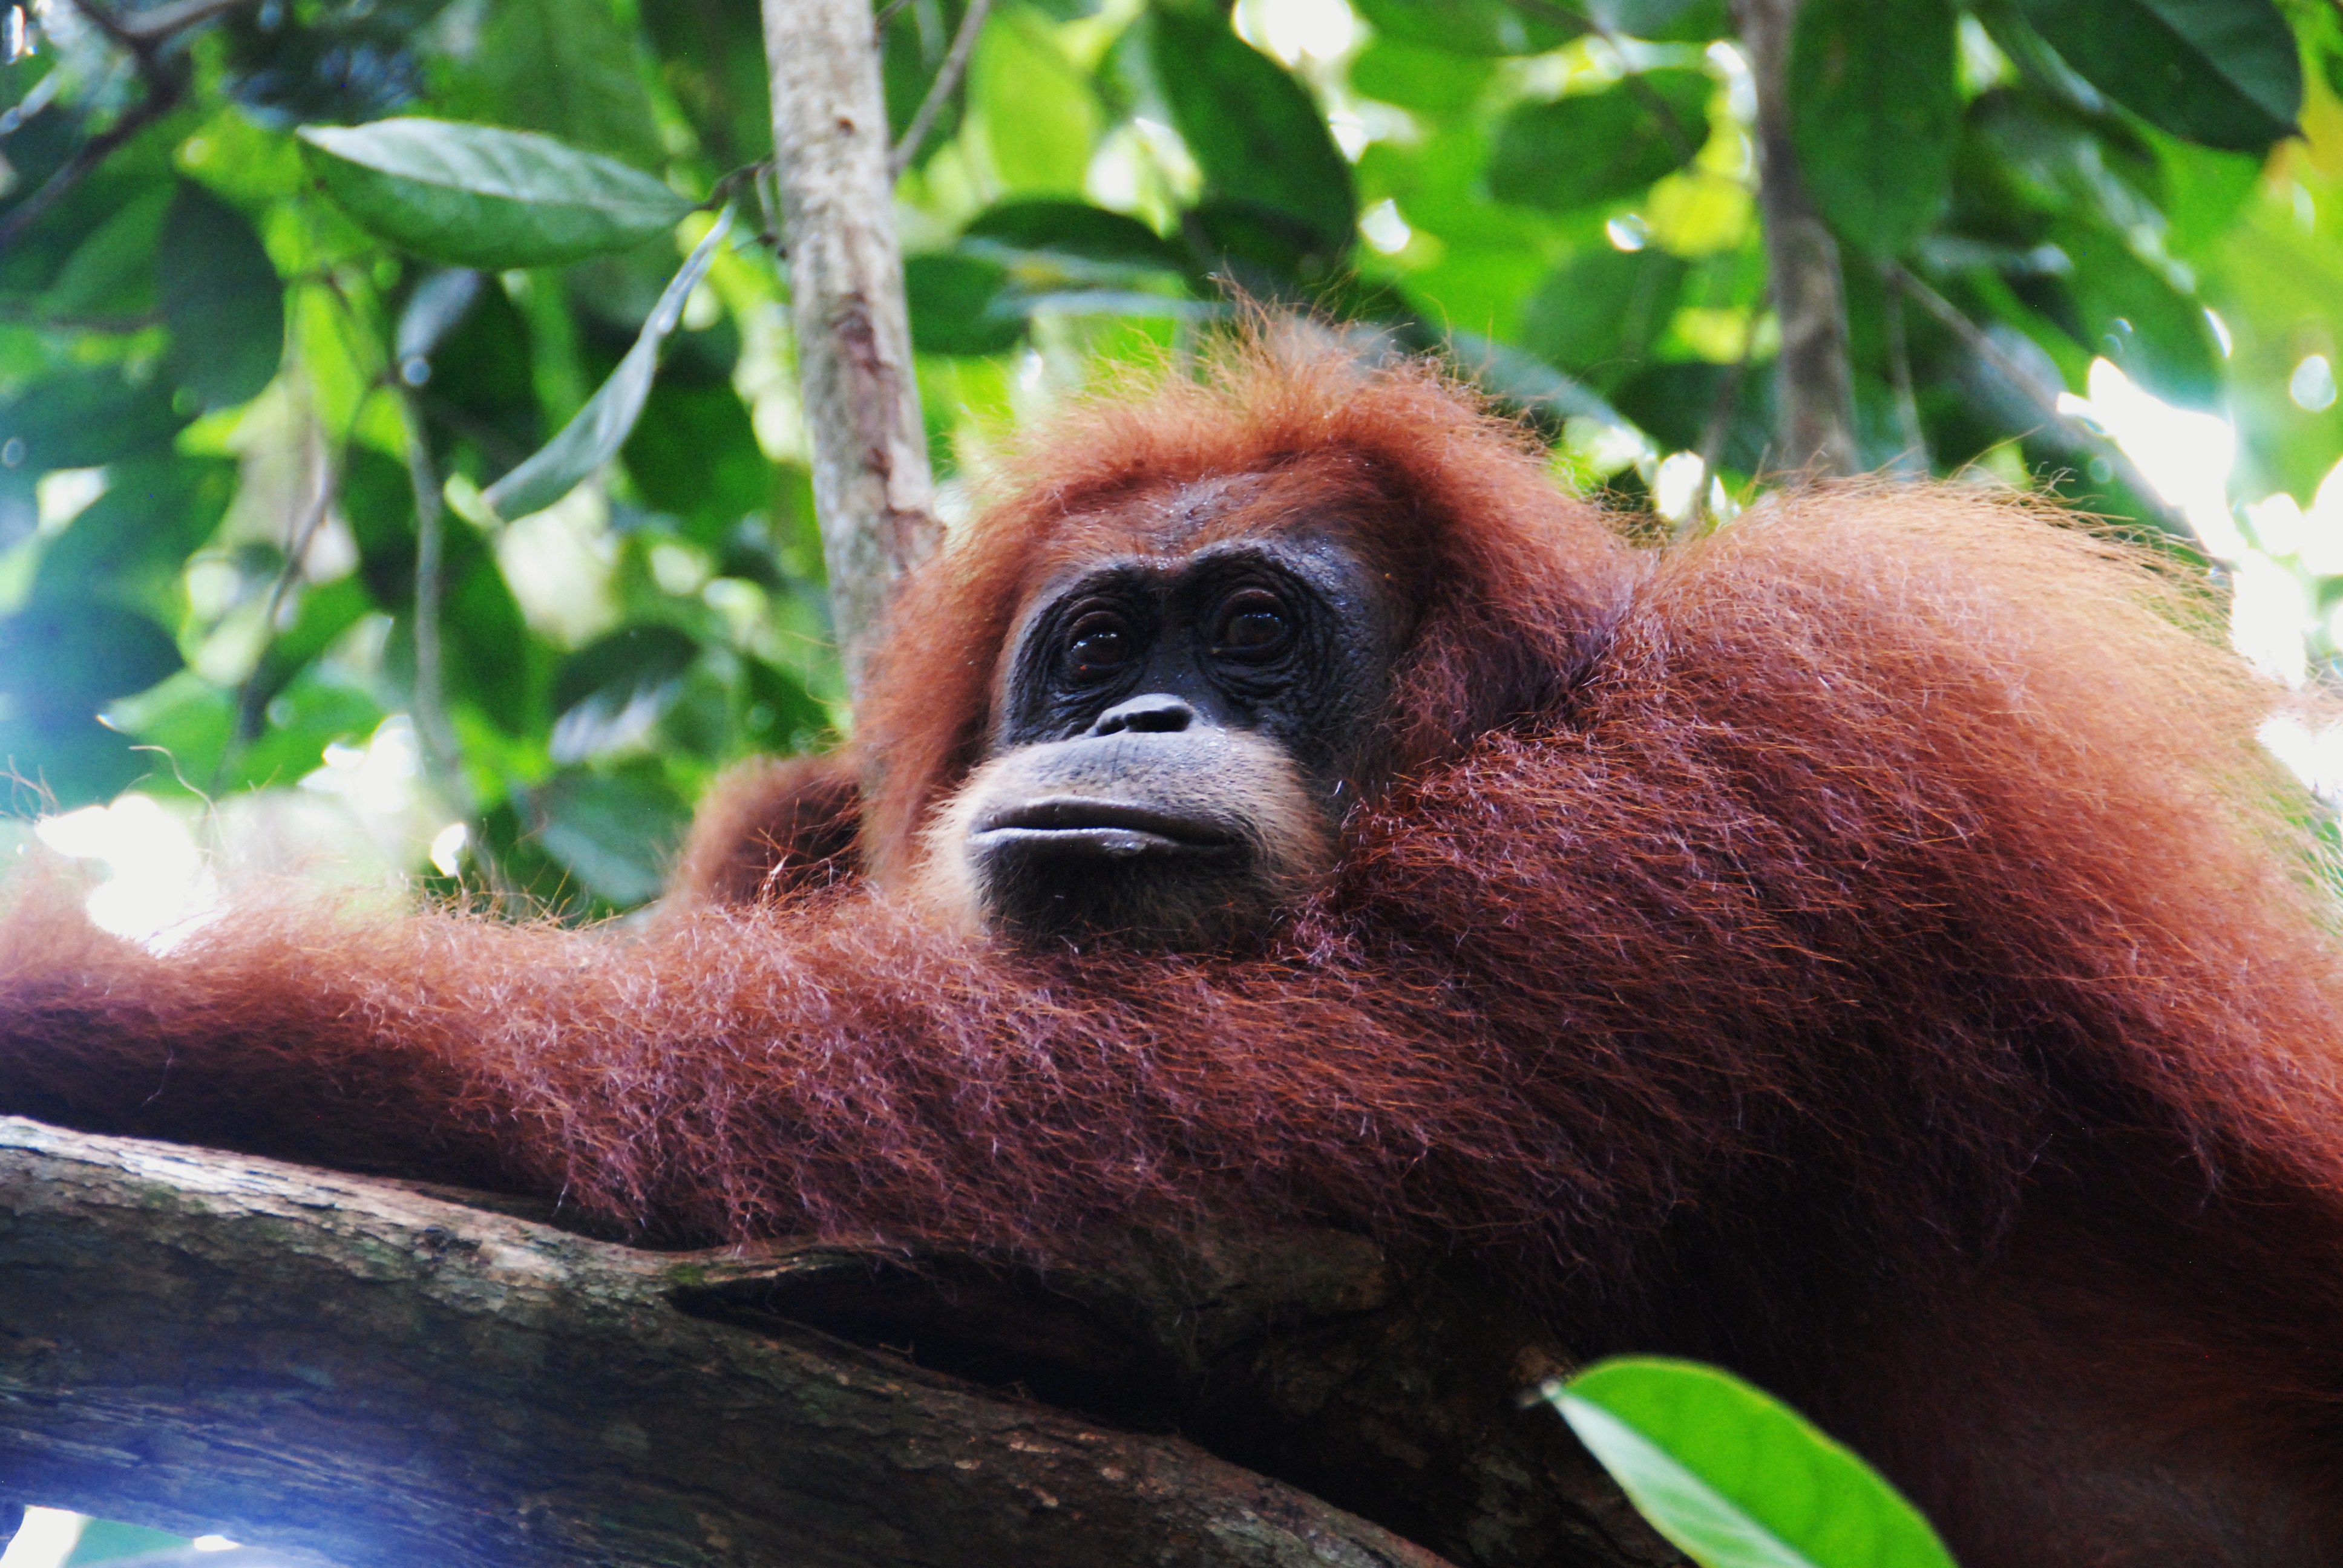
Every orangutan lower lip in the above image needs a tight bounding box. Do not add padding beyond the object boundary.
[974,799,1240,854]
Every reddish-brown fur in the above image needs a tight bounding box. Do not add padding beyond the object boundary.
[7,343,2343,1564]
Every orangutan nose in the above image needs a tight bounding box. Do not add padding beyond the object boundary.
[1091,694,1196,736]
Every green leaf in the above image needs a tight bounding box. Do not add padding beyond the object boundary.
[1521,246,1689,389]
[962,200,1190,274]
[1548,1358,1957,1568]
[623,379,776,547]
[906,250,1029,356]
[1788,0,1959,256]
[480,208,730,520]
[532,764,689,906]
[2053,219,2220,403]
[0,603,182,708]
[39,182,168,321]
[2013,0,2301,152]
[0,366,189,474]
[1349,38,1497,116]
[298,119,695,270]
[1146,8,1357,253]
[160,181,286,410]
[1489,70,1713,214]
[969,9,1099,195]
[1350,0,1576,55]
[29,455,237,619]
[551,622,698,762]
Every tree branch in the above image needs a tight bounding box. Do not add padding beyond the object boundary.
[0,1116,1684,1568]
[890,0,991,177]
[1729,0,1857,477]
[0,1118,1464,1568]
[761,0,939,701]
[1883,263,2192,537]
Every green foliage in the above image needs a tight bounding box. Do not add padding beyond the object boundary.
[1547,1357,1957,1568]
[2013,0,2301,152]
[298,119,696,269]
[1789,0,1959,256]
[0,0,2335,921]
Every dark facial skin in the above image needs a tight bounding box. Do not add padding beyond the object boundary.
[955,531,1400,944]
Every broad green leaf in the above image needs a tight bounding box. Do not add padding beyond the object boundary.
[298,119,694,270]
[2054,219,2220,403]
[961,200,1190,274]
[2013,0,2300,152]
[551,624,698,763]
[224,673,384,793]
[160,181,286,410]
[623,379,777,548]
[480,208,731,520]
[970,10,1098,195]
[532,764,689,905]
[1521,246,1689,389]
[1351,0,1575,55]
[39,183,168,321]
[1788,0,1958,256]
[1548,1358,1957,1568]
[906,250,1032,356]
[1349,38,1497,116]
[30,456,237,619]
[1489,71,1713,214]
[1147,8,1357,254]
[0,366,188,474]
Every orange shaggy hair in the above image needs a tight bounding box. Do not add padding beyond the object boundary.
[7,342,2343,1564]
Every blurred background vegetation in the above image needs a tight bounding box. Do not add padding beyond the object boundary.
[0,0,2339,935]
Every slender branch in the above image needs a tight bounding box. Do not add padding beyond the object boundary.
[1679,334,1757,541]
[0,77,180,253]
[1731,0,1858,477]
[889,0,990,176]
[395,393,519,902]
[1883,267,1928,477]
[226,434,336,753]
[0,0,264,255]
[1884,263,2188,534]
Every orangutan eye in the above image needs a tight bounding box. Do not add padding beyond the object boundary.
[1210,590,1293,661]
[1066,610,1135,679]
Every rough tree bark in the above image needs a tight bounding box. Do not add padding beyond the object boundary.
[0,1117,1680,1568]
[1732,0,1859,478]
[762,0,940,698]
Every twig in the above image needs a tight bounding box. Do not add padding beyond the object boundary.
[0,76,180,252]
[0,0,249,255]
[870,0,914,36]
[889,0,989,176]
[397,392,512,900]
[227,436,336,750]
[1884,262,2189,534]
[1677,283,1766,541]
[1882,266,1928,477]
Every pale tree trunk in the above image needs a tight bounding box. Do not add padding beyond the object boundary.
[1733,0,1859,477]
[762,0,940,699]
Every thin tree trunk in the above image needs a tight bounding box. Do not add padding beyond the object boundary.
[1733,0,1859,477]
[762,0,939,699]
